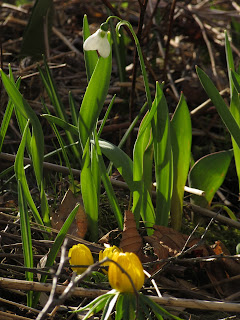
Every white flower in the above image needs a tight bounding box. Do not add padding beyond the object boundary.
[83,29,110,58]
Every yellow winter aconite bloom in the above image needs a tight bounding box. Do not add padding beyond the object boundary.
[68,244,94,274]
[108,252,145,293]
[99,246,122,274]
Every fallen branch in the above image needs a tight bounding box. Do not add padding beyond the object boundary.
[1,277,240,312]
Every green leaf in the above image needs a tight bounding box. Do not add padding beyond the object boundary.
[42,114,79,136]
[39,58,81,160]
[196,66,240,149]
[0,68,44,189]
[83,14,98,82]
[14,121,44,226]
[18,181,34,307]
[0,94,14,152]
[69,91,78,127]
[170,93,192,230]
[132,95,160,230]
[20,0,53,58]
[33,204,80,307]
[94,133,123,230]
[189,150,233,207]
[153,83,173,226]
[225,31,235,96]
[139,294,183,320]
[81,140,99,241]
[101,293,119,320]
[98,139,134,190]
[78,43,112,150]
[230,80,240,194]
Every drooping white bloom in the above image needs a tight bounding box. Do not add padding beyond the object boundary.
[83,29,110,58]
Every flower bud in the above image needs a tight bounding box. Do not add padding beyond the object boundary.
[83,29,111,58]
[108,252,144,293]
[99,246,122,274]
[68,244,94,274]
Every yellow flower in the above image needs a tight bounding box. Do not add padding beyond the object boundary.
[68,244,94,274]
[108,252,144,293]
[99,246,122,274]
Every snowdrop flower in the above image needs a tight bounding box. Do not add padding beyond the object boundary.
[83,27,110,58]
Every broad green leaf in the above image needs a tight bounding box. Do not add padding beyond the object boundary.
[170,94,192,230]
[81,140,99,240]
[189,150,233,207]
[196,66,240,149]
[20,0,53,58]
[78,43,112,150]
[132,93,161,229]
[133,111,156,230]
[18,181,33,307]
[97,139,134,190]
[14,121,44,226]
[83,14,98,82]
[153,83,173,226]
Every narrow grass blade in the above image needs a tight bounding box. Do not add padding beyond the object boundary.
[94,133,123,230]
[0,69,44,188]
[0,97,14,152]
[43,104,76,193]
[42,114,79,136]
[33,203,80,307]
[230,79,240,194]
[38,58,80,159]
[189,150,233,207]
[83,14,98,82]
[18,181,34,307]
[153,83,173,226]
[81,140,99,240]
[196,66,240,149]
[79,39,112,150]
[98,94,116,137]
[69,91,78,127]
[14,121,44,226]
[170,94,192,230]
[225,31,235,96]
[140,294,183,320]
